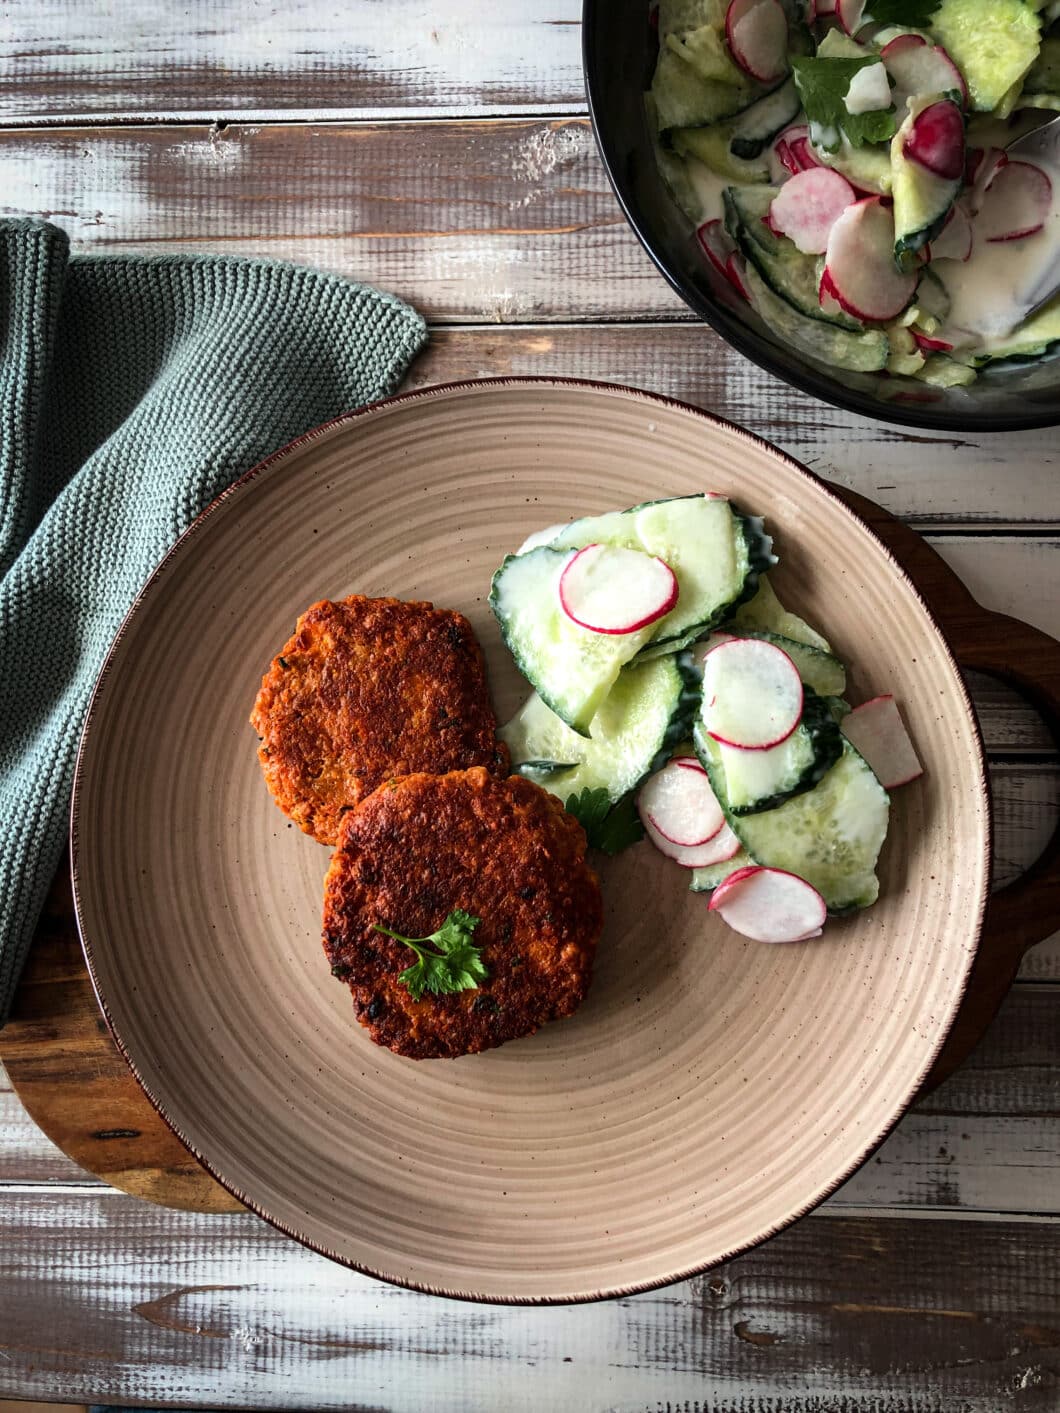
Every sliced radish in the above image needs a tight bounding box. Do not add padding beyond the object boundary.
[726,0,789,85]
[927,204,973,262]
[815,0,837,13]
[976,160,1053,243]
[966,147,1007,212]
[558,543,678,635]
[645,815,743,869]
[881,35,967,113]
[836,0,866,36]
[775,136,800,178]
[725,251,752,300]
[709,866,828,943]
[818,268,847,318]
[913,331,954,353]
[691,631,737,670]
[788,134,822,172]
[902,100,965,182]
[701,637,803,750]
[841,694,922,788]
[769,167,857,254]
[638,758,726,848]
[697,219,737,282]
[823,197,918,322]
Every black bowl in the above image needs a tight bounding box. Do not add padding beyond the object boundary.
[582,0,1060,431]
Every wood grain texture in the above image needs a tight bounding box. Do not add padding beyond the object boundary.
[0,1197,1055,1411]
[0,120,1058,524]
[4,982,1057,1216]
[0,1,586,122]
[0,860,241,1213]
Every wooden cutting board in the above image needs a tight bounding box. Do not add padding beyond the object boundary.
[1,486,1057,1215]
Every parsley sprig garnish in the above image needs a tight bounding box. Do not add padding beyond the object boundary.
[374,909,488,1002]
[791,55,897,151]
[564,787,645,856]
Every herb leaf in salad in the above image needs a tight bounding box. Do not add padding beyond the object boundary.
[790,55,897,150]
[863,0,941,26]
[565,787,646,855]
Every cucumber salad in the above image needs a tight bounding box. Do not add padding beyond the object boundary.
[649,0,1060,385]
[491,495,923,944]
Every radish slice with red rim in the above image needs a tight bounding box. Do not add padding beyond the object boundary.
[638,758,726,848]
[769,167,857,254]
[841,694,923,788]
[726,0,789,85]
[902,99,965,182]
[691,631,737,670]
[788,134,822,172]
[558,543,678,635]
[644,815,743,869]
[701,637,803,750]
[928,204,973,262]
[697,219,737,281]
[836,0,866,37]
[823,197,918,322]
[818,269,847,318]
[709,866,828,942]
[726,251,752,300]
[913,331,954,353]
[881,35,967,113]
[977,160,1053,243]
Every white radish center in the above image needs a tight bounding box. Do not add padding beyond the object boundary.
[701,637,803,749]
[558,543,677,635]
[638,758,725,847]
[710,866,827,942]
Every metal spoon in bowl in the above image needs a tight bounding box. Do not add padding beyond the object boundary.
[996,114,1060,324]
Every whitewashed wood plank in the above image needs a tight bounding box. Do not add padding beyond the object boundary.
[0,125,1057,526]
[0,1195,1055,1410]
[0,1,586,123]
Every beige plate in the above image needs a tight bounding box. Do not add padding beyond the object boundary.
[73,380,988,1303]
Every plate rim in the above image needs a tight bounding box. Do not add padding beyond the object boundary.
[70,376,991,1305]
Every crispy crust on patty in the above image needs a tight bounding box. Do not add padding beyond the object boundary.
[321,768,603,1059]
[250,596,508,844]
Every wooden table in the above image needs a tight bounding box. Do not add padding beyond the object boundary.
[1,4,1058,1408]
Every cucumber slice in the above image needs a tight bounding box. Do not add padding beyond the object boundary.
[742,263,890,371]
[492,546,662,734]
[500,653,700,802]
[730,77,802,158]
[546,495,774,654]
[674,125,771,183]
[694,686,843,814]
[814,138,894,195]
[915,354,978,386]
[1023,35,1060,102]
[652,44,758,131]
[972,293,1060,363]
[727,575,833,652]
[891,97,963,260]
[724,185,861,329]
[713,738,889,911]
[741,631,846,695]
[660,0,728,37]
[690,849,755,892]
[929,0,1043,114]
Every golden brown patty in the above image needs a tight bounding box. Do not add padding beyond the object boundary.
[250,596,508,844]
[321,767,603,1060]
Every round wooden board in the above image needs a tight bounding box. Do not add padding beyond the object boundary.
[1,394,1056,1252]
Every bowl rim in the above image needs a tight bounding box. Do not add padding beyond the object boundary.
[580,0,1060,434]
[70,376,991,1305]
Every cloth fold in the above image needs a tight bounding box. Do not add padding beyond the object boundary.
[0,219,427,1023]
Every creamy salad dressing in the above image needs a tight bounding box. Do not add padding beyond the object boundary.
[686,156,732,222]
[935,146,1060,347]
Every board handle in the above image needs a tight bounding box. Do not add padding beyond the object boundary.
[922,607,1060,1092]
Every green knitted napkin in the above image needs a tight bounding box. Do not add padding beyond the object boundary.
[0,219,427,1024]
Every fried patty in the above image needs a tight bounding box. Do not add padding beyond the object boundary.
[321,767,603,1059]
[250,596,508,844]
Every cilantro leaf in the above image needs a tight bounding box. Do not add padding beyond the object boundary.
[864,0,940,25]
[791,56,897,150]
[373,910,488,1002]
[565,787,645,856]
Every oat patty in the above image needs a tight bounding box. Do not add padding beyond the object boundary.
[321,767,603,1059]
[250,596,508,844]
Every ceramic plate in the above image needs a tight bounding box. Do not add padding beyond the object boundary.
[73,380,989,1302]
